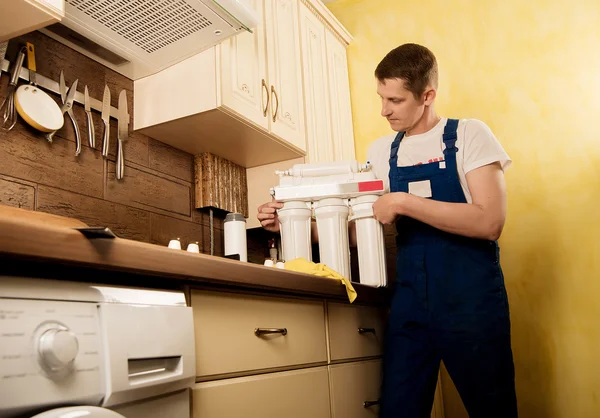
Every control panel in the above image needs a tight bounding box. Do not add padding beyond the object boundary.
[0,298,104,415]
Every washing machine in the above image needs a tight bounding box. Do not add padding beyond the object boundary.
[0,277,196,418]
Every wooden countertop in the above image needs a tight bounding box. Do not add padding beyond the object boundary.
[0,209,389,305]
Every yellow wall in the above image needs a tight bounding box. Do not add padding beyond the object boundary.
[326,0,600,417]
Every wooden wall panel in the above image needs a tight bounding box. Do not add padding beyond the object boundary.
[149,138,193,182]
[149,213,206,250]
[105,162,192,217]
[0,176,35,210]
[0,123,104,198]
[0,31,227,253]
[37,186,151,242]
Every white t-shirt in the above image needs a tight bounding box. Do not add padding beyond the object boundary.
[366,118,511,203]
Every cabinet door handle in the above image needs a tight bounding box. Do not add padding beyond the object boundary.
[261,79,269,117]
[255,327,287,336]
[363,400,380,408]
[271,85,279,122]
[358,328,376,335]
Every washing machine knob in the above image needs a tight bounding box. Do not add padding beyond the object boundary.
[38,328,79,372]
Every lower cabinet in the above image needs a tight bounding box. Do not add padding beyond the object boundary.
[192,367,331,418]
[329,360,382,418]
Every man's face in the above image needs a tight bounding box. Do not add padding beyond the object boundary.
[377,78,426,132]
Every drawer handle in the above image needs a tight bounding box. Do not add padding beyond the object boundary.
[254,328,288,336]
[358,328,376,335]
[363,400,380,408]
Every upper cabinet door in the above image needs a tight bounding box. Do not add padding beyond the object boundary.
[220,0,269,131]
[299,2,332,163]
[326,30,356,162]
[265,0,306,152]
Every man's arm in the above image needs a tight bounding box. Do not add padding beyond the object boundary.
[372,162,507,241]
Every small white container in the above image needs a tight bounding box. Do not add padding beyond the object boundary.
[168,238,182,250]
[187,242,200,253]
[224,213,247,262]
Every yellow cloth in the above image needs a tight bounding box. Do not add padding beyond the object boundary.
[285,258,357,303]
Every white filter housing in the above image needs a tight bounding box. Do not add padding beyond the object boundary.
[314,198,350,279]
[350,195,387,287]
[278,201,312,263]
[40,0,260,79]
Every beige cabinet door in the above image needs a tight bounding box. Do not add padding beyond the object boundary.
[191,290,327,377]
[264,0,306,152]
[327,302,386,361]
[329,360,382,418]
[299,2,333,163]
[192,367,331,418]
[220,0,270,131]
[325,30,356,162]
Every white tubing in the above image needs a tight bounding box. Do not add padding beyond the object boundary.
[314,198,350,279]
[280,161,360,178]
[278,201,312,262]
[350,195,387,287]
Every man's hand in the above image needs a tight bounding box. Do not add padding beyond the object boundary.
[373,193,407,224]
[257,199,284,233]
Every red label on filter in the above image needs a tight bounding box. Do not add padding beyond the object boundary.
[358,180,384,192]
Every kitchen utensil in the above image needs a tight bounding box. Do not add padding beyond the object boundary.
[84,85,95,148]
[1,46,26,131]
[116,89,129,180]
[58,71,82,155]
[101,85,110,157]
[15,85,64,132]
[45,78,78,143]
[14,42,64,133]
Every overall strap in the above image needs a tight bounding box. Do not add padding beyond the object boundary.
[442,119,459,152]
[388,131,405,189]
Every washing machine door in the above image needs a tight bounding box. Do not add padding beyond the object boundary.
[31,406,127,418]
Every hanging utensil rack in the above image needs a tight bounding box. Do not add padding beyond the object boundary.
[1,58,120,120]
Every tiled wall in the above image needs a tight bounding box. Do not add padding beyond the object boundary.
[0,32,224,255]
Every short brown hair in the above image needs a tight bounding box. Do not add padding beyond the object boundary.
[375,43,438,99]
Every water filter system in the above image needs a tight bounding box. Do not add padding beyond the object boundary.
[271,161,387,287]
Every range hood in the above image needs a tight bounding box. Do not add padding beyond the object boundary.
[40,0,259,80]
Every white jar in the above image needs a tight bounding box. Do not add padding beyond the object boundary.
[224,213,247,262]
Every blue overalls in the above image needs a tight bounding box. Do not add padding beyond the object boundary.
[380,119,518,418]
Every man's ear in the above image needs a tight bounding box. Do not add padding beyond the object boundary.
[423,88,437,105]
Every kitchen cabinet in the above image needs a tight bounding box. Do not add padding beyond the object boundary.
[299,1,332,163]
[264,0,306,151]
[192,367,331,418]
[191,290,327,377]
[189,289,444,418]
[245,0,356,227]
[329,360,382,418]
[134,0,307,168]
[327,302,386,361]
[0,0,64,42]
[325,29,356,162]
[298,0,355,163]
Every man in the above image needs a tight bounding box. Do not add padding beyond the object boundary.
[258,43,517,417]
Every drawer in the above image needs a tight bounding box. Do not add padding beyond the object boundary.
[329,360,382,418]
[327,302,385,360]
[192,367,331,418]
[191,290,327,377]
